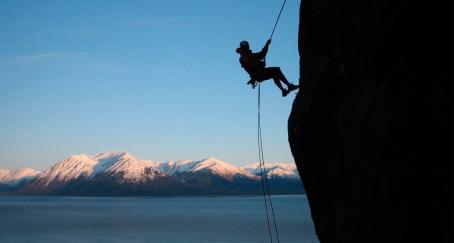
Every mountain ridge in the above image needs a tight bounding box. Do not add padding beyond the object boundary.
[1,151,303,196]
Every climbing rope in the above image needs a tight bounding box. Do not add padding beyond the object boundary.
[269,0,287,40]
[264,0,287,65]
[256,1,287,242]
[257,83,280,243]
[257,83,274,242]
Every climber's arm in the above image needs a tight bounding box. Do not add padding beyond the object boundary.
[257,39,272,59]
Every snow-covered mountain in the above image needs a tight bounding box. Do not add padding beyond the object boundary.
[92,152,162,182]
[241,162,299,179]
[0,169,10,180]
[159,157,258,181]
[2,152,303,196]
[0,168,41,186]
[158,160,196,175]
[35,152,162,186]
[37,154,97,186]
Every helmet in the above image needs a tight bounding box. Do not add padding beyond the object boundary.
[236,40,250,54]
[239,41,249,49]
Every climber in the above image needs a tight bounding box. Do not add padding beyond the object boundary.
[236,39,299,97]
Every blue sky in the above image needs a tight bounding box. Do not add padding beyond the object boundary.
[0,0,300,170]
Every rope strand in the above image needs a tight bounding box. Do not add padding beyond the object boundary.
[269,0,287,39]
[258,83,274,243]
[256,0,286,241]
[260,124,280,243]
[258,83,280,243]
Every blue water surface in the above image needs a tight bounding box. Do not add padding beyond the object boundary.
[0,195,318,243]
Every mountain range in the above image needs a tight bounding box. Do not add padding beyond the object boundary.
[0,152,303,196]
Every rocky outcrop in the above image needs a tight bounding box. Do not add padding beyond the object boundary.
[288,0,452,242]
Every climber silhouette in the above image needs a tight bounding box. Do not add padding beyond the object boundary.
[236,39,298,97]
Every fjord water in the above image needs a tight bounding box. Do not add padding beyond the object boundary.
[0,195,318,242]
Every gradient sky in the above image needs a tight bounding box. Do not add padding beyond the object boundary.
[0,0,300,170]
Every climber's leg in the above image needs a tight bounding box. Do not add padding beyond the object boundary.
[267,67,291,85]
[272,77,287,91]
[253,68,292,96]
[266,67,299,92]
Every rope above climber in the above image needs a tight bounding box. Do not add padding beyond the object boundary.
[236,39,299,97]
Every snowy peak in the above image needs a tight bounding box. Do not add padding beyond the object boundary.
[90,151,149,175]
[158,160,196,175]
[0,169,10,180]
[157,158,298,181]
[91,151,136,162]
[189,157,248,179]
[7,168,41,180]
[103,155,161,182]
[38,154,97,185]
[0,168,41,186]
[241,162,299,179]
[159,157,257,181]
[36,151,163,185]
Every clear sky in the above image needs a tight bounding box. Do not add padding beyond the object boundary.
[0,0,300,170]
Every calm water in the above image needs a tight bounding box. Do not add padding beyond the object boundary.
[0,195,318,243]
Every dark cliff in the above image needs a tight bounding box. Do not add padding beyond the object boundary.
[288,1,452,242]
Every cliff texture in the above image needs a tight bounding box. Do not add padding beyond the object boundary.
[288,1,452,242]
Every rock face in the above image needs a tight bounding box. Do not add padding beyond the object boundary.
[288,1,452,242]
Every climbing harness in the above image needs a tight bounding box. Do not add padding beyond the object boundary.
[257,1,287,242]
